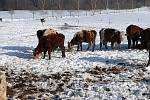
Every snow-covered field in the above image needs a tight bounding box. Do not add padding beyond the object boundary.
[0,8,150,99]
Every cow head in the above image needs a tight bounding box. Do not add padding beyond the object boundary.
[33,48,41,59]
[68,36,79,50]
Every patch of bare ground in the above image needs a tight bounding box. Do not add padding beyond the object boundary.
[86,66,127,75]
[2,65,73,99]
[1,64,150,99]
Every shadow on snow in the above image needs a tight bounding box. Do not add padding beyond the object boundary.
[77,43,128,51]
[0,46,34,59]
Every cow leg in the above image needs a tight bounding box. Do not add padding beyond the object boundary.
[87,42,91,51]
[77,44,80,51]
[111,42,114,49]
[43,51,46,59]
[92,42,95,52]
[48,50,51,60]
[100,42,102,50]
[80,43,82,51]
[127,36,131,49]
[132,39,135,49]
[118,43,121,49]
[104,42,108,49]
[104,44,108,49]
[135,39,139,48]
[61,46,66,58]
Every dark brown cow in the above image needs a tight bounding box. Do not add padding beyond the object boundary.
[99,28,122,49]
[68,30,97,52]
[140,28,150,66]
[33,33,65,60]
[126,25,144,49]
[0,18,2,22]
[40,18,46,25]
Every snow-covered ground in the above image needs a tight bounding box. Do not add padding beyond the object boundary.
[0,7,150,99]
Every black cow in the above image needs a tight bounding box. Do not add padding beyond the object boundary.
[140,28,150,66]
[99,28,122,49]
[40,18,46,25]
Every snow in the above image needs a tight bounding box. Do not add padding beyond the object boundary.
[146,66,150,72]
[0,7,150,99]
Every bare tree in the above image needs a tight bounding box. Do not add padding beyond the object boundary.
[30,10,36,20]
[2,0,150,11]
[36,0,47,10]
[57,0,63,18]
[132,0,134,9]
[77,0,80,16]
[116,0,120,10]
[41,0,46,10]
[58,0,62,10]
[106,0,109,9]
[8,10,15,21]
[90,0,98,15]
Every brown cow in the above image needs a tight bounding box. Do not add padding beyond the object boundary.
[140,28,150,66]
[126,25,144,49]
[99,28,122,49]
[68,30,97,52]
[33,33,66,60]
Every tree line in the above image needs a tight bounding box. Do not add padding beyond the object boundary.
[0,0,150,11]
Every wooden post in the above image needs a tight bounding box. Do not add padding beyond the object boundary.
[0,71,6,100]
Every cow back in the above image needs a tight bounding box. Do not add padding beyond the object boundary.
[100,28,116,42]
[43,28,57,36]
[82,30,97,42]
[43,33,65,48]
[126,25,143,38]
[99,28,122,44]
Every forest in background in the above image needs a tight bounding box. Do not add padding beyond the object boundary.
[0,0,150,11]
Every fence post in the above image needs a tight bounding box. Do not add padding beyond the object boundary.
[0,71,6,100]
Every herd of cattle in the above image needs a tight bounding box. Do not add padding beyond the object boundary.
[33,24,150,66]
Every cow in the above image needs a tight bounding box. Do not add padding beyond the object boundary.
[68,30,97,52]
[33,32,66,60]
[0,18,2,22]
[40,18,46,25]
[126,25,144,49]
[140,28,150,66]
[99,28,122,49]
